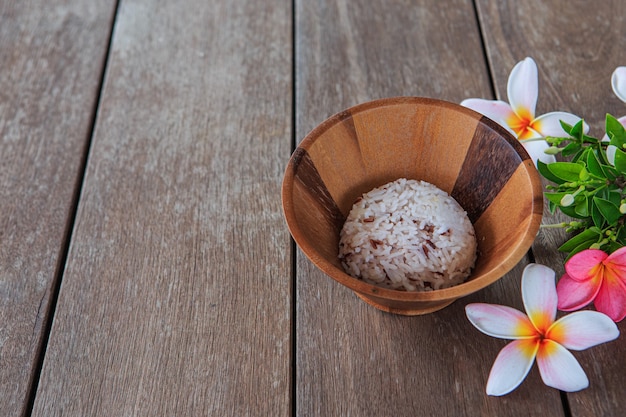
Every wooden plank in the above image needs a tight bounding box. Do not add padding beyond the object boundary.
[475,1,626,415]
[31,0,292,415]
[0,2,116,415]
[295,0,564,415]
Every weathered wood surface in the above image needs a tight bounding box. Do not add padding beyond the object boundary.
[31,0,292,415]
[475,0,626,415]
[3,0,624,416]
[295,0,563,416]
[0,1,116,415]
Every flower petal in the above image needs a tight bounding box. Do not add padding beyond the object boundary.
[546,311,620,350]
[532,111,588,137]
[556,273,600,311]
[486,339,538,396]
[606,144,617,166]
[466,304,536,339]
[536,340,589,392]
[603,117,626,165]
[522,264,557,333]
[507,57,538,120]
[605,245,626,268]
[612,66,626,103]
[461,99,515,124]
[521,138,557,165]
[564,249,607,281]
[593,274,626,322]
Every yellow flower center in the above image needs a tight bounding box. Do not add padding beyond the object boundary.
[506,108,535,139]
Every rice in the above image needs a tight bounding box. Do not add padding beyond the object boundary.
[338,178,477,291]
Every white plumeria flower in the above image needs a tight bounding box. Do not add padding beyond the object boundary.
[462,57,586,165]
[465,264,619,396]
[612,66,626,103]
[603,66,626,164]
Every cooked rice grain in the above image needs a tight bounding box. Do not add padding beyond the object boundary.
[338,178,477,291]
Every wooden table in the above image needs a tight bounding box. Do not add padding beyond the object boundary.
[2,0,625,415]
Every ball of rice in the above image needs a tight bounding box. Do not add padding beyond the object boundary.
[338,178,477,291]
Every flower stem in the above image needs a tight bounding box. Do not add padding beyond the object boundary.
[540,222,568,229]
[519,137,546,143]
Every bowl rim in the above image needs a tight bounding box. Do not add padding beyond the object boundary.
[282,96,543,302]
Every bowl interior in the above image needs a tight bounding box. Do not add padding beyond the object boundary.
[282,97,543,304]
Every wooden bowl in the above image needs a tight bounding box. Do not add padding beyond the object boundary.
[282,97,543,315]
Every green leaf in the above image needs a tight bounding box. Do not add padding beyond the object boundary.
[579,167,590,181]
[591,202,605,228]
[593,197,622,225]
[563,241,595,260]
[559,120,574,135]
[537,160,563,184]
[585,150,604,178]
[608,190,622,206]
[561,142,581,157]
[560,204,587,219]
[548,199,557,214]
[596,144,611,165]
[581,133,600,145]
[607,114,626,147]
[558,227,601,253]
[546,162,584,182]
[595,187,620,204]
[616,227,626,245]
[575,195,590,217]
[613,148,626,174]
[569,119,584,139]
[600,163,618,181]
[608,241,623,254]
[544,192,571,206]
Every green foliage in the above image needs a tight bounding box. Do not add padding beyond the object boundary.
[539,115,626,258]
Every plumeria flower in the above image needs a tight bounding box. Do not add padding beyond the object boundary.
[605,66,626,164]
[466,264,619,396]
[462,57,586,165]
[612,66,626,103]
[557,247,626,322]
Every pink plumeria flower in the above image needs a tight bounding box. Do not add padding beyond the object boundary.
[462,57,586,165]
[605,66,626,164]
[557,247,626,322]
[466,264,619,396]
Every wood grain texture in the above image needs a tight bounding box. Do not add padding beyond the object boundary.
[475,0,626,415]
[285,98,542,315]
[295,0,563,415]
[31,0,292,415]
[0,1,116,415]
